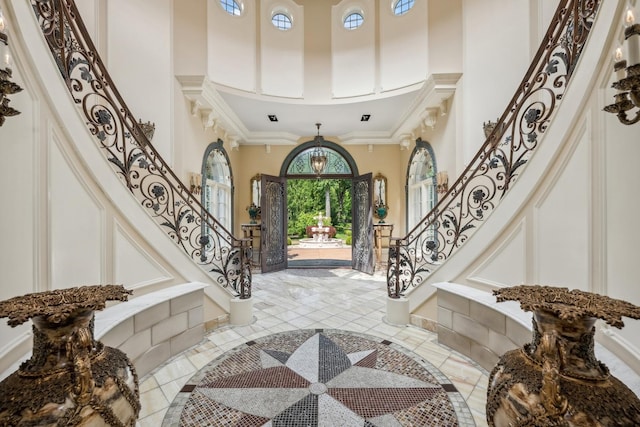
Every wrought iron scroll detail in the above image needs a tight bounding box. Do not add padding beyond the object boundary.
[387,0,600,298]
[353,179,372,271]
[30,0,251,298]
[264,181,286,266]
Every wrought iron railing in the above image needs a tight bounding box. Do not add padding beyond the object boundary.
[387,0,600,298]
[31,0,251,299]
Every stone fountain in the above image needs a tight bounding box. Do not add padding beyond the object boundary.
[299,212,344,248]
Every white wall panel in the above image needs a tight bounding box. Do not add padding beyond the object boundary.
[428,0,462,75]
[208,0,257,91]
[331,0,375,97]
[74,1,98,41]
[174,0,208,76]
[74,0,105,54]
[468,221,526,288]
[379,0,428,92]
[0,58,36,300]
[106,0,173,162]
[0,58,37,376]
[604,80,640,361]
[261,0,304,97]
[534,131,590,290]
[460,0,531,164]
[49,134,103,289]
[114,221,172,289]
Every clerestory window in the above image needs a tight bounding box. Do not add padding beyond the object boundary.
[393,0,414,16]
[220,0,242,16]
[272,13,292,30]
[344,12,364,30]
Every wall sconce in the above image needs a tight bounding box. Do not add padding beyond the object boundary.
[483,118,500,138]
[604,7,640,125]
[138,119,155,141]
[436,171,449,194]
[189,172,202,195]
[0,7,23,127]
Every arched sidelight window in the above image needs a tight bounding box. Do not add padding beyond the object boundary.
[202,140,234,231]
[406,139,437,231]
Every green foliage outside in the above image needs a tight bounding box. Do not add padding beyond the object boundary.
[287,179,352,237]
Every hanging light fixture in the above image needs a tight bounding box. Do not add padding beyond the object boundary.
[310,122,327,177]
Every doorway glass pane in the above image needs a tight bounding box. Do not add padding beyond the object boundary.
[287,147,352,176]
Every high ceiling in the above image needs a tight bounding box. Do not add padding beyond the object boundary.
[184,0,457,147]
[217,88,421,141]
[179,74,460,147]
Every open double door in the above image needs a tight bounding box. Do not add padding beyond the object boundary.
[260,173,374,274]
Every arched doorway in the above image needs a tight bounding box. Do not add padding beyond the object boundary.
[282,141,357,269]
[260,140,374,273]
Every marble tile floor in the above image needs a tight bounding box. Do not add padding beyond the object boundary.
[136,268,490,427]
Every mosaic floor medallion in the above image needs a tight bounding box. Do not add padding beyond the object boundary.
[163,329,474,426]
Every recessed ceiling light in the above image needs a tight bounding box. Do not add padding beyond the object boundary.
[268,114,278,122]
[361,114,371,121]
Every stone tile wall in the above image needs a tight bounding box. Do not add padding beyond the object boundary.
[429,283,532,372]
[96,283,208,377]
[415,282,640,395]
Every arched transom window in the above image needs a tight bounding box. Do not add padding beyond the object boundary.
[286,146,353,177]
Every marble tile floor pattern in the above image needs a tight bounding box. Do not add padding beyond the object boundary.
[136,269,490,426]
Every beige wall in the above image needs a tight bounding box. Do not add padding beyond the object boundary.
[229,141,408,236]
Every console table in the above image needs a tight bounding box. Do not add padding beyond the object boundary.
[241,223,261,270]
[373,223,394,270]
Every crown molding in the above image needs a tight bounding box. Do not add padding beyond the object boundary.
[390,72,462,141]
[176,73,462,146]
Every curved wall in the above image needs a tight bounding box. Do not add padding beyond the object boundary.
[0,0,228,376]
[2,0,638,384]
[410,1,640,374]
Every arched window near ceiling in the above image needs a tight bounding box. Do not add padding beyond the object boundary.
[406,138,437,231]
[220,0,242,16]
[202,140,234,231]
[393,0,415,16]
[281,140,358,178]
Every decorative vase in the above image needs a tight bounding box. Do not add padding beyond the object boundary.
[247,203,260,224]
[486,285,640,427]
[376,205,388,223]
[0,285,140,426]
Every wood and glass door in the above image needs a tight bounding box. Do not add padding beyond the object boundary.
[261,174,287,273]
[352,173,374,274]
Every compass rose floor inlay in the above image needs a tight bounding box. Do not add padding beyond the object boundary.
[162,329,474,426]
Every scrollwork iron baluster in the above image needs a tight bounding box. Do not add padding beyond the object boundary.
[30,0,251,298]
[386,0,600,298]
